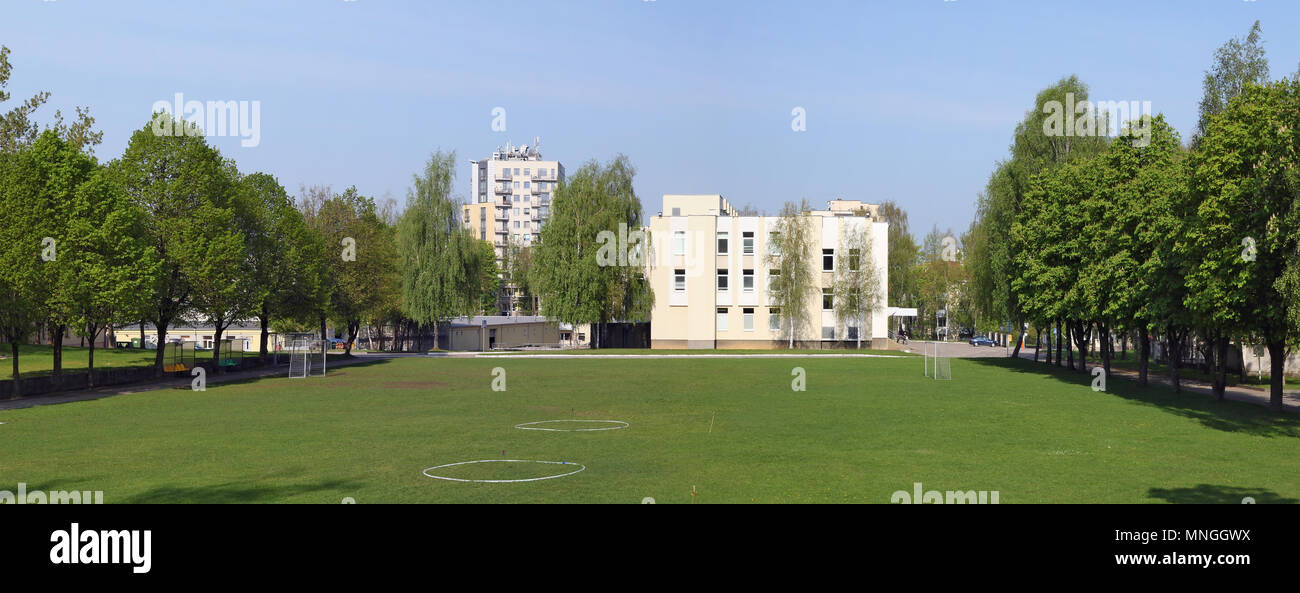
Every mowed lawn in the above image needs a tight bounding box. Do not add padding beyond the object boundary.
[1,354,1298,503]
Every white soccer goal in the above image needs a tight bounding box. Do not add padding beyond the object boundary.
[923,341,952,380]
[287,337,327,378]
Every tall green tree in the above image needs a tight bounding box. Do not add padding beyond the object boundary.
[396,151,482,350]
[113,113,234,376]
[1195,20,1270,143]
[1186,80,1300,411]
[532,155,652,348]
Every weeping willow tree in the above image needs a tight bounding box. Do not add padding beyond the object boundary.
[396,150,489,350]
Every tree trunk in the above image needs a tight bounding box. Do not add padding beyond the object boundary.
[1213,336,1229,401]
[87,324,98,388]
[212,322,225,374]
[1099,321,1111,379]
[1168,326,1182,393]
[1010,319,1023,359]
[1139,326,1150,386]
[320,314,328,360]
[1033,327,1041,362]
[153,323,169,377]
[52,324,66,383]
[1267,339,1285,412]
[259,307,270,360]
[10,341,20,397]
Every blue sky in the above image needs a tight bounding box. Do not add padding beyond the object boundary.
[5,0,1299,237]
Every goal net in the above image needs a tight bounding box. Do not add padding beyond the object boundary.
[923,341,952,380]
[287,337,327,378]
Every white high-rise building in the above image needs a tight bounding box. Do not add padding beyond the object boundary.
[463,139,565,314]
[464,139,564,264]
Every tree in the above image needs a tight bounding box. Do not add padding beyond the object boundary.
[833,220,883,348]
[0,46,102,155]
[476,240,502,315]
[396,150,481,350]
[182,199,256,373]
[532,155,652,348]
[59,167,158,386]
[318,186,397,354]
[765,199,816,348]
[113,113,234,376]
[1186,80,1300,411]
[876,200,919,317]
[1195,21,1270,143]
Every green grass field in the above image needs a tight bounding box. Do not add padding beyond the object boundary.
[1,354,1297,503]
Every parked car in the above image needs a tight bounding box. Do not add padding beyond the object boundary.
[970,336,997,347]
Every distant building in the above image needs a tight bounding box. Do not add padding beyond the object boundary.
[463,140,564,314]
[647,194,890,349]
[441,316,588,351]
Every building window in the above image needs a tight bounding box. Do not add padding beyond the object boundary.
[717,232,729,254]
[514,195,521,202]
[823,248,834,272]
[513,208,520,215]
[717,269,729,291]
[743,308,754,331]
[524,181,530,189]
[671,207,681,216]
[768,232,780,255]
[524,208,530,215]
[514,221,520,229]
[673,231,686,255]
[716,308,728,331]
[674,269,686,292]
[742,269,754,292]
[849,248,861,271]
[524,233,531,242]
[524,195,530,203]
[524,168,530,176]
[847,325,859,340]
[822,325,836,340]
[513,168,520,175]
[743,231,754,254]
[823,287,834,310]
[768,269,780,295]
[513,181,520,189]
[769,307,781,331]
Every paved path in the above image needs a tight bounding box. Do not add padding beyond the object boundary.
[0,355,383,411]
[1011,346,1300,414]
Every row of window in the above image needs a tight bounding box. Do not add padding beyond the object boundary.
[715,307,777,332]
[674,230,866,272]
[510,194,549,203]
[677,269,839,311]
[498,167,558,178]
[712,306,860,339]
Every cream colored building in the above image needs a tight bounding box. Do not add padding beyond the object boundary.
[647,195,888,349]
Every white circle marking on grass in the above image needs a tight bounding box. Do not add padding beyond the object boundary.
[422,459,587,483]
[514,419,629,432]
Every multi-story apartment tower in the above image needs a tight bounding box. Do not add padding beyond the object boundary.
[463,140,564,313]
[647,194,889,349]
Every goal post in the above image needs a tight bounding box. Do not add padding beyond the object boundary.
[923,341,952,381]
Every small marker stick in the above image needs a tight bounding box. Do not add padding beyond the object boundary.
[708,411,716,434]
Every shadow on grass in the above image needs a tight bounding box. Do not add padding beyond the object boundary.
[1148,484,1298,504]
[117,477,363,503]
[966,357,1300,439]
[183,357,396,389]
